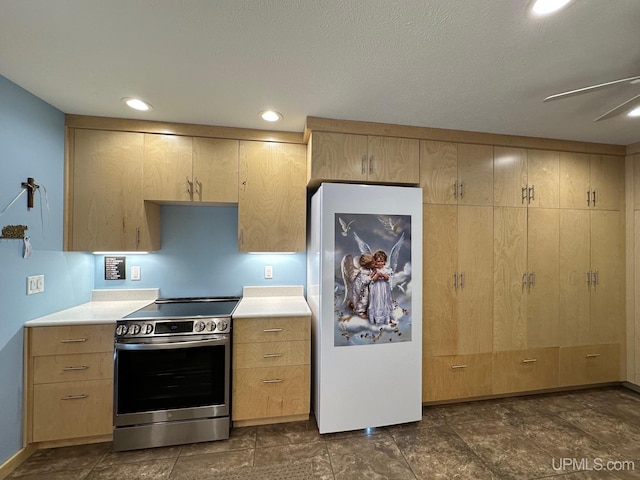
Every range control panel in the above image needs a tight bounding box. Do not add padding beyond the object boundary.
[115,318,231,338]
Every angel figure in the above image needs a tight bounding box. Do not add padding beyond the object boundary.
[346,231,405,325]
[341,252,375,318]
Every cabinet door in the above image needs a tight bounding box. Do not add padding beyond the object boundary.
[423,205,458,356]
[527,208,560,348]
[367,136,419,184]
[559,152,590,209]
[72,129,152,251]
[420,140,457,204]
[308,132,367,183]
[238,141,306,252]
[143,134,193,201]
[493,207,527,351]
[457,144,493,206]
[559,209,591,345]
[193,137,239,203]
[493,147,527,207]
[527,149,559,208]
[590,210,624,344]
[457,205,494,354]
[590,154,624,210]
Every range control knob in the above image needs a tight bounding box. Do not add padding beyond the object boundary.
[144,323,154,335]
[115,324,128,336]
[206,321,216,332]
[218,320,229,331]
[130,324,141,335]
[194,321,206,332]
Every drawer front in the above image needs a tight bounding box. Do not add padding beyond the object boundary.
[559,344,621,387]
[30,324,114,356]
[232,365,310,421]
[423,353,493,402]
[32,379,113,442]
[493,347,559,394]
[233,317,310,344]
[233,340,310,369]
[34,352,113,384]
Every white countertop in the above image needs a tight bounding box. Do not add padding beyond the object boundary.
[233,285,311,318]
[24,289,158,327]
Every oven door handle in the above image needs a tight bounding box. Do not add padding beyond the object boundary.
[115,337,228,351]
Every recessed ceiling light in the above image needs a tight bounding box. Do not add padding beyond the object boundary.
[259,110,283,122]
[529,0,573,16]
[628,106,640,117]
[122,97,153,112]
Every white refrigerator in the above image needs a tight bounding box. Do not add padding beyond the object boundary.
[307,183,423,434]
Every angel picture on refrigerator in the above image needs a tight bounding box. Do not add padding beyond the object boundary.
[334,213,413,346]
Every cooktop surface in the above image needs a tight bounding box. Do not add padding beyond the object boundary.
[124,297,240,320]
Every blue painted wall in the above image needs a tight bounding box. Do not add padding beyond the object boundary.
[0,75,94,464]
[93,205,307,297]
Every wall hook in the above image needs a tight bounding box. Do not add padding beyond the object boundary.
[21,177,40,209]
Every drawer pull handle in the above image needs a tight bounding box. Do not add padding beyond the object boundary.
[61,394,88,400]
[263,328,283,333]
[450,364,468,369]
[522,358,538,364]
[586,353,601,358]
[62,366,88,371]
[60,338,87,343]
[263,353,283,358]
[262,379,283,383]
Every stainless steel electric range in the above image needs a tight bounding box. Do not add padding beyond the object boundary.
[113,296,240,451]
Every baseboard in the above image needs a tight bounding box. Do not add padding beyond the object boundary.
[622,381,640,394]
[0,445,37,480]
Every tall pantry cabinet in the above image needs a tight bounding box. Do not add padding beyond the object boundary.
[421,140,625,403]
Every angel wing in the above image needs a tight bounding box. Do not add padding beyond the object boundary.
[388,232,405,272]
[340,254,358,305]
[352,231,372,255]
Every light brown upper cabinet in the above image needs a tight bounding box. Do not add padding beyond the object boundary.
[307,131,419,186]
[238,141,306,252]
[68,129,160,252]
[559,152,624,210]
[143,134,239,203]
[420,141,493,205]
[423,204,494,357]
[559,209,624,347]
[493,147,559,208]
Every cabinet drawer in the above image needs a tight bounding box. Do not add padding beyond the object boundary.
[232,365,310,421]
[30,324,113,356]
[233,317,310,343]
[32,379,113,442]
[34,352,113,384]
[423,353,493,402]
[559,344,621,387]
[493,348,559,394]
[233,340,309,369]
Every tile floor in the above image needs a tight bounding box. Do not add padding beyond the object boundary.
[8,386,640,480]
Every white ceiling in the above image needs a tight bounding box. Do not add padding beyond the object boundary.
[1,0,639,145]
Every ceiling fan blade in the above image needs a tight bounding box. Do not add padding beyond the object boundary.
[594,93,640,122]
[544,75,640,102]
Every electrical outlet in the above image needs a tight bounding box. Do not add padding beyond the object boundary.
[27,274,44,295]
[131,266,141,281]
[264,265,273,279]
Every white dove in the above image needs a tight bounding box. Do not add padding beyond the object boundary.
[378,216,401,235]
[338,217,355,236]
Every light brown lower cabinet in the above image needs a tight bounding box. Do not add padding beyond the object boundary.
[493,348,559,395]
[423,353,493,402]
[26,324,114,444]
[232,316,310,426]
[559,344,621,387]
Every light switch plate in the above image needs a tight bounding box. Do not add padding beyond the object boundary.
[131,266,141,281]
[264,265,273,279]
[27,274,44,295]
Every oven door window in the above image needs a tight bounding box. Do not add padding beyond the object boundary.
[116,344,226,414]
